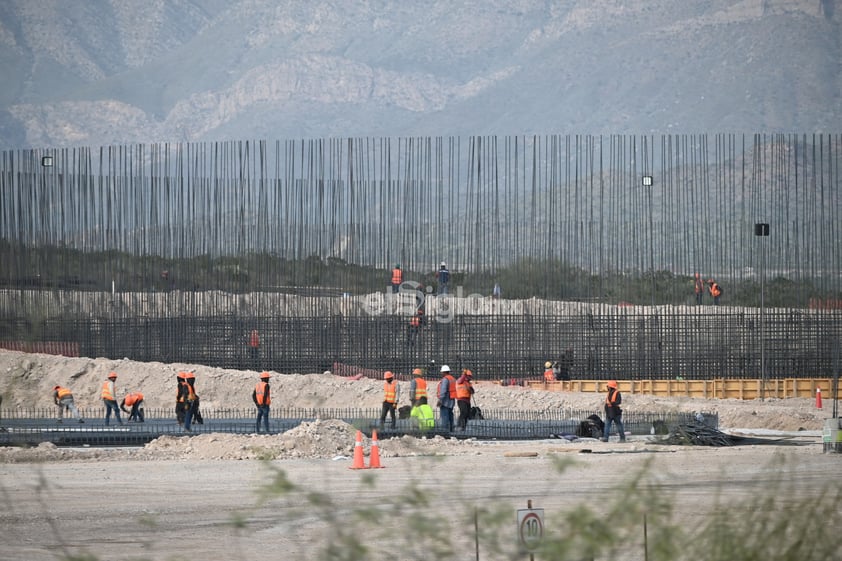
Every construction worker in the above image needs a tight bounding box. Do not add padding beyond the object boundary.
[252,371,271,433]
[391,264,403,293]
[410,396,435,432]
[379,371,400,429]
[407,312,422,346]
[120,391,145,422]
[436,365,456,432]
[408,367,427,406]
[543,361,555,382]
[455,368,475,431]
[707,279,722,305]
[53,385,84,423]
[436,261,450,295]
[100,372,122,426]
[249,329,260,369]
[602,380,626,442]
[175,372,187,426]
[180,372,199,432]
[694,272,705,305]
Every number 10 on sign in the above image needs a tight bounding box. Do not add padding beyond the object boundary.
[517,507,544,553]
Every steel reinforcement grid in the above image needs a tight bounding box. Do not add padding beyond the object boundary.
[2,133,841,381]
[0,407,715,447]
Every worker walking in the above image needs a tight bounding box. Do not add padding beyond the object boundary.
[180,372,199,432]
[253,371,272,433]
[100,372,123,426]
[53,385,84,423]
[455,368,475,431]
[408,367,428,406]
[436,365,456,432]
[120,391,145,422]
[601,380,626,442]
[379,371,400,429]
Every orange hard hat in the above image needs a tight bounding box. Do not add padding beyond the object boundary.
[260,371,271,379]
[384,371,394,380]
[183,372,195,379]
[412,368,423,376]
[108,372,117,379]
[176,372,186,379]
[607,380,618,389]
[463,369,473,377]
[53,385,61,390]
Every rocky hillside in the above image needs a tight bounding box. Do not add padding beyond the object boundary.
[0,0,840,149]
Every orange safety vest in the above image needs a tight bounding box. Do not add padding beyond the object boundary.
[249,330,260,348]
[710,283,722,297]
[391,268,402,285]
[101,380,115,401]
[56,387,72,399]
[124,392,143,406]
[414,377,427,400]
[383,380,397,404]
[410,315,421,327]
[456,379,472,400]
[184,381,197,401]
[255,381,271,406]
[544,368,555,382]
[605,389,621,406]
[445,374,457,399]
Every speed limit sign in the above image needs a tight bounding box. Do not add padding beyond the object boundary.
[517,508,544,552]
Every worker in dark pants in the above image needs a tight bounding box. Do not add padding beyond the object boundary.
[252,371,271,433]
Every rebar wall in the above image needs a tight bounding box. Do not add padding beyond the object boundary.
[1,134,840,379]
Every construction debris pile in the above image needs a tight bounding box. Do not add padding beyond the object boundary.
[659,423,736,447]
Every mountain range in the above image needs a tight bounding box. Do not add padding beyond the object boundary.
[0,0,840,150]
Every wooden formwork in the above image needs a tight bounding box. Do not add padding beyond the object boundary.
[522,378,840,400]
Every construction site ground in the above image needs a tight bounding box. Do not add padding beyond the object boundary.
[0,350,839,561]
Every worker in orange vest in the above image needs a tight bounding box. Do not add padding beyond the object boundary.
[53,385,84,423]
[379,371,400,429]
[120,391,145,422]
[391,264,403,293]
[249,329,260,369]
[543,361,555,382]
[252,371,272,433]
[455,368,475,431]
[707,279,722,305]
[408,367,428,406]
[602,380,626,442]
[180,372,199,432]
[100,372,123,426]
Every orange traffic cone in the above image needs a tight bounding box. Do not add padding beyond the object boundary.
[349,430,368,469]
[368,429,384,469]
[816,387,823,410]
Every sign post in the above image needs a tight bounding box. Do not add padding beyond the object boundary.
[517,499,544,559]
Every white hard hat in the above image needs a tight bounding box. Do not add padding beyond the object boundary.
[441,261,446,267]
[440,365,451,373]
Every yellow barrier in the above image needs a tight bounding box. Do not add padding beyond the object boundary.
[518,378,841,400]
